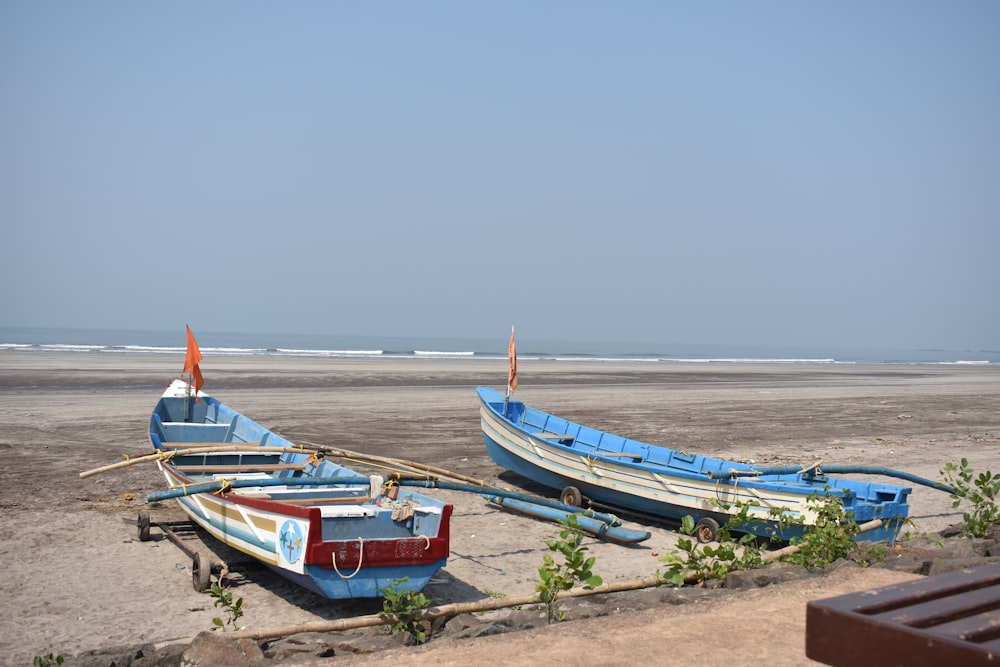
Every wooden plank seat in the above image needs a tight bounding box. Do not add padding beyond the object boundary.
[268,496,373,506]
[161,442,262,449]
[806,561,1000,666]
[598,452,644,460]
[537,433,575,441]
[175,463,305,473]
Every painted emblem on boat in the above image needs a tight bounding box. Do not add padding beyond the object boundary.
[279,519,304,564]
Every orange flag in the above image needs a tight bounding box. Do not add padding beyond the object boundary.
[507,326,518,394]
[182,325,204,395]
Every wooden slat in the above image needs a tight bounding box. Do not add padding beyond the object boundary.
[599,452,644,460]
[161,442,261,449]
[235,494,372,506]
[278,496,373,506]
[175,464,304,473]
[806,562,1000,666]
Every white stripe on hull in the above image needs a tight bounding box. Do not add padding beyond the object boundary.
[481,407,819,524]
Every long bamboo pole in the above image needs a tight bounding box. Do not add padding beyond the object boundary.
[79,444,328,478]
[225,519,883,641]
[298,440,492,488]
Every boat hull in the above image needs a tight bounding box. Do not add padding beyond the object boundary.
[149,379,451,599]
[477,386,909,542]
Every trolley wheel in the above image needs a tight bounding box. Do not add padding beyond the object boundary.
[695,517,720,544]
[560,486,583,508]
[192,551,213,592]
[137,510,151,542]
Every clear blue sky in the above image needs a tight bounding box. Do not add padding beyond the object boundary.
[2,2,997,351]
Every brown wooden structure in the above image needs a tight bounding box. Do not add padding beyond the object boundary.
[806,562,1000,666]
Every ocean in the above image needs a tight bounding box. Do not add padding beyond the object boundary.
[0,327,995,365]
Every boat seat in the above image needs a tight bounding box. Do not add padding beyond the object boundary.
[161,442,262,449]
[274,496,373,506]
[536,433,575,442]
[318,505,376,518]
[175,463,304,473]
[598,452,644,461]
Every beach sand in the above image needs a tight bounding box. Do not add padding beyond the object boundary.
[1,353,999,665]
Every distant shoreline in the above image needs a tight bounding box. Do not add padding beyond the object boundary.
[0,326,996,365]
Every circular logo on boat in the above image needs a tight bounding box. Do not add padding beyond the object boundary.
[279,519,304,564]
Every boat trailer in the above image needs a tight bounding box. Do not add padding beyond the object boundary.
[136,509,222,591]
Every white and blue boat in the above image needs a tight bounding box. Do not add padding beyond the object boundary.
[147,379,452,599]
[477,386,917,543]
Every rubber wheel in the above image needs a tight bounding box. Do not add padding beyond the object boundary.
[695,517,720,544]
[560,486,583,508]
[192,551,213,592]
[137,510,151,542]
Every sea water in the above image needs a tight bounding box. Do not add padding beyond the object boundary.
[0,326,995,365]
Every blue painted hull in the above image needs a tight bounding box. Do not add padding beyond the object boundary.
[478,386,910,542]
[149,379,452,599]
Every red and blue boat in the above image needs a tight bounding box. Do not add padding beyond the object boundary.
[147,378,452,599]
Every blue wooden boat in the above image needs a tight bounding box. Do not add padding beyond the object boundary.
[149,379,452,599]
[477,386,913,543]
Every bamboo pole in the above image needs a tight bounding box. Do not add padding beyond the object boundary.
[227,519,885,642]
[298,440,492,488]
[79,444,328,478]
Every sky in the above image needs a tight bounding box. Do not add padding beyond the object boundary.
[2,2,998,352]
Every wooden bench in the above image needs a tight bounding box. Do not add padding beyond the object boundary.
[806,561,1000,666]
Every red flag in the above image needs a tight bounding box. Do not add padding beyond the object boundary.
[507,326,518,394]
[182,325,204,395]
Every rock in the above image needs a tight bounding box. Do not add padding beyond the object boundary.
[924,556,1000,577]
[180,632,266,667]
[261,632,336,661]
[72,643,157,667]
[134,643,188,667]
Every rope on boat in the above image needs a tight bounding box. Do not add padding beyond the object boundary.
[419,535,430,550]
[331,538,364,579]
[214,479,233,496]
[798,461,822,475]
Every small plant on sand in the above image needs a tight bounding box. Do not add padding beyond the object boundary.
[536,514,603,623]
[780,493,861,570]
[941,459,1000,538]
[379,577,432,644]
[33,646,63,667]
[659,493,885,584]
[657,500,767,587]
[206,582,245,632]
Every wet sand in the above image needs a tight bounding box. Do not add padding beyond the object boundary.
[1,353,998,664]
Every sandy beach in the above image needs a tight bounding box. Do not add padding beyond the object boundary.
[2,353,999,665]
